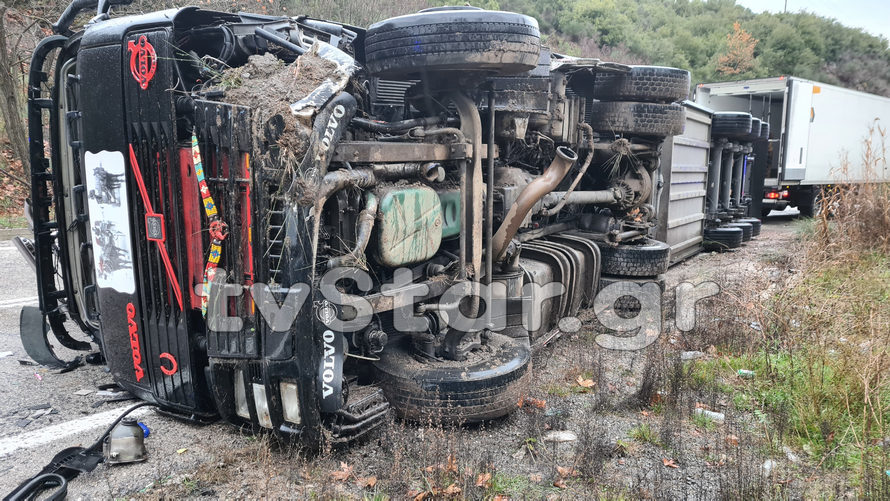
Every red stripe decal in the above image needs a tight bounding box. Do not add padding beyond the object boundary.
[128,144,184,310]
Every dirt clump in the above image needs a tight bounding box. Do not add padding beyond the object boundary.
[217,48,339,167]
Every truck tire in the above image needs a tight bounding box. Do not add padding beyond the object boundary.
[711,112,752,138]
[588,101,685,137]
[797,189,821,218]
[749,118,762,141]
[596,274,666,318]
[725,221,753,241]
[703,226,743,251]
[365,7,541,78]
[374,333,530,423]
[760,121,770,140]
[591,65,690,103]
[596,238,670,277]
[734,217,762,237]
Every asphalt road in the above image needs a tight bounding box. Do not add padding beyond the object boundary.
[0,238,254,498]
[0,207,803,497]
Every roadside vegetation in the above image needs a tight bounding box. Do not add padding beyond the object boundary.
[687,125,890,497]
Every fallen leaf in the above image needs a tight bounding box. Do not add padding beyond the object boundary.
[529,473,542,483]
[694,402,710,410]
[475,472,492,487]
[408,490,428,501]
[556,465,578,477]
[443,483,461,495]
[331,461,353,481]
[662,458,679,469]
[176,448,187,454]
[445,454,458,473]
[617,459,626,465]
[492,496,510,501]
[576,375,596,388]
[640,410,651,417]
[525,397,547,409]
[725,434,740,447]
[424,465,435,473]
[553,477,566,489]
[356,475,377,488]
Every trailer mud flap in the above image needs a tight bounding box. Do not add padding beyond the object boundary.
[19,306,85,370]
[318,329,345,413]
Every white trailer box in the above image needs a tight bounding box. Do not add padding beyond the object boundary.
[694,76,890,216]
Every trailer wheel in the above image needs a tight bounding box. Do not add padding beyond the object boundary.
[703,226,743,251]
[596,274,666,318]
[711,112,752,138]
[748,118,763,141]
[588,101,685,137]
[734,217,762,237]
[374,333,530,424]
[596,238,670,277]
[364,7,541,78]
[590,65,690,103]
[725,221,753,241]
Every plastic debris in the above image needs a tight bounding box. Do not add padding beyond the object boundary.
[74,389,94,396]
[737,369,755,379]
[761,459,778,477]
[680,351,704,361]
[33,373,42,381]
[0,351,13,358]
[693,408,725,424]
[176,448,187,454]
[782,446,800,463]
[543,430,578,443]
[138,422,150,438]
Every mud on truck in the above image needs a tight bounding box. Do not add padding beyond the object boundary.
[19,0,690,446]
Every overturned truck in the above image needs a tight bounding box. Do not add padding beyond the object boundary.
[20,1,690,445]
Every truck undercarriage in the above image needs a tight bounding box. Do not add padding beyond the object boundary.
[20,2,690,446]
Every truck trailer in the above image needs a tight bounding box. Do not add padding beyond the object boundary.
[694,76,890,217]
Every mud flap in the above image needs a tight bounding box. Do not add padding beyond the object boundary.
[19,306,85,370]
[3,446,103,501]
[318,329,345,413]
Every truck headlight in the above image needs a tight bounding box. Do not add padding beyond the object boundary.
[279,381,302,425]
[234,369,250,420]
[252,383,273,429]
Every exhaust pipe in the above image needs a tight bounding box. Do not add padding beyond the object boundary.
[491,146,578,261]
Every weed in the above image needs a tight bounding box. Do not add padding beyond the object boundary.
[692,412,717,431]
[629,423,660,446]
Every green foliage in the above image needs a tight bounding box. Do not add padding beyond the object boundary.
[471,0,890,96]
[628,423,660,445]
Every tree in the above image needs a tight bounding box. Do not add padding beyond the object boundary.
[0,4,29,170]
[716,21,757,76]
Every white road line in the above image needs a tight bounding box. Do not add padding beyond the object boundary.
[0,298,38,309]
[0,406,152,457]
[0,296,38,306]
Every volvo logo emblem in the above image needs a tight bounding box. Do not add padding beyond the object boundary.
[127,35,157,90]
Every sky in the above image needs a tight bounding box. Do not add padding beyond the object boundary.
[735,0,890,40]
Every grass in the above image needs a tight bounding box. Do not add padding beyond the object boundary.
[0,213,26,229]
[628,423,660,446]
[692,412,717,431]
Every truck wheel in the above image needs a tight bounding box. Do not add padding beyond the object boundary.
[725,222,753,241]
[374,333,531,423]
[711,112,752,138]
[596,274,666,318]
[748,118,762,141]
[797,189,822,218]
[365,7,541,78]
[734,217,762,237]
[596,238,670,277]
[588,101,685,137]
[760,121,770,140]
[591,65,690,103]
[703,226,743,251]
